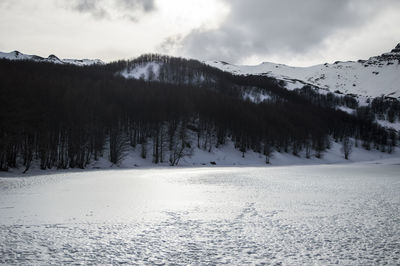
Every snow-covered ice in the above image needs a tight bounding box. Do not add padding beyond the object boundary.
[1,161,399,264]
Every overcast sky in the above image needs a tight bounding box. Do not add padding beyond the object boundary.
[0,0,399,66]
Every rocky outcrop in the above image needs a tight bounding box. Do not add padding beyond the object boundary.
[367,43,400,64]
[390,43,400,53]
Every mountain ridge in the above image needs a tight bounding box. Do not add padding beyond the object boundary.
[0,50,398,172]
[0,50,104,66]
[205,43,400,100]
[1,43,399,99]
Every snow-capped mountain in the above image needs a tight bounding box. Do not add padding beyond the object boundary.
[1,46,399,173]
[0,50,104,66]
[206,43,400,99]
[2,44,400,100]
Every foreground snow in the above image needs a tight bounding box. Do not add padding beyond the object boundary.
[0,160,399,264]
[3,140,399,175]
[62,141,400,170]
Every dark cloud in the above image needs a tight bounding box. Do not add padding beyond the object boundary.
[158,35,183,54]
[118,0,155,12]
[68,0,155,20]
[178,0,395,63]
[72,0,108,19]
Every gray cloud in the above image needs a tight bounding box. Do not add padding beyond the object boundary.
[158,35,184,54]
[68,0,155,20]
[177,0,397,63]
[118,0,155,12]
[0,0,16,9]
[72,0,108,19]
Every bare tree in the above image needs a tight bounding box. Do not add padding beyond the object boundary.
[263,141,273,164]
[305,136,312,159]
[141,139,147,159]
[109,129,128,165]
[341,136,353,160]
[169,123,193,166]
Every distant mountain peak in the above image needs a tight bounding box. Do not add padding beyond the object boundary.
[391,43,400,53]
[367,42,400,63]
[48,54,60,60]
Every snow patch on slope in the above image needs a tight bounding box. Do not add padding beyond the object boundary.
[337,106,355,114]
[62,58,104,66]
[242,89,271,103]
[120,62,162,80]
[376,120,400,131]
[120,62,272,104]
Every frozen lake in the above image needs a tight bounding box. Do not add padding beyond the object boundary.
[1,163,399,264]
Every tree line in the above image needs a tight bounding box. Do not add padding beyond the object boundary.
[0,57,397,172]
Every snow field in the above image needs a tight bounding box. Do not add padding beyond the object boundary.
[0,162,399,264]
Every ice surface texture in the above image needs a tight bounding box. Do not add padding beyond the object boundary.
[0,163,399,264]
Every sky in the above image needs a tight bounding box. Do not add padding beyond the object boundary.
[0,0,399,66]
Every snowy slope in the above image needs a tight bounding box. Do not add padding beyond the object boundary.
[120,62,162,80]
[0,51,104,66]
[206,43,400,99]
[62,58,104,66]
[5,44,399,99]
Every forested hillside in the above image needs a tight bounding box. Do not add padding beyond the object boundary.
[0,56,397,172]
